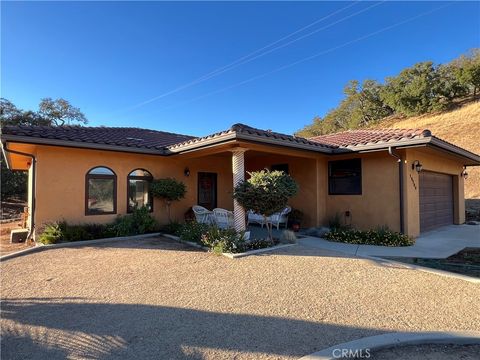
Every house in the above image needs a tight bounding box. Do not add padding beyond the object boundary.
[1,123,479,239]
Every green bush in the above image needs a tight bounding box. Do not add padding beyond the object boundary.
[151,178,187,221]
[178,221,210,244]
[233,169,298,240]
[324,226,414,247]
[200,226,245,253]
[38,222,65,244]
[38,207,156,244]
[161,221,183,236]
[111,207,157,237]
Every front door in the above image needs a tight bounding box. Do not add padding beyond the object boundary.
[198,172,217,210]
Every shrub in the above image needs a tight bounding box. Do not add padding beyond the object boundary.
[324,227,414,247]
[233,169,298,240]
[151,178,187,221]
[178,221,210,244]
[161,221,183,236]
[111,206,157,237]
[38,222,65,244]
[200,226,246,254]
[245,238,275,251]
[328,213,343,230]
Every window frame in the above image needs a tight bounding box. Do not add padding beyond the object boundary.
[127,168,154,213]
[328,158,362,196]
[85,166,117,216]
[271,163,289,174]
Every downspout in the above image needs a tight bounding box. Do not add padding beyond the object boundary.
[388,147,405,234]
[1,143,37,240]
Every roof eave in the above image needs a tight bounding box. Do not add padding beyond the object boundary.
[167,131,334,154]
[0,135,167,156]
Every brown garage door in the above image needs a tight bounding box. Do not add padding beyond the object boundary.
[419,171,454,232]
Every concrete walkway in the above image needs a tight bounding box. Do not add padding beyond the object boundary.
[299,224,480,259]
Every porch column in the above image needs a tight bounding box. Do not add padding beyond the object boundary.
[231,147,247,232]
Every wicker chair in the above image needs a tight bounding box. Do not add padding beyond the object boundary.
[212,208,234,229]
[192,205,213,224]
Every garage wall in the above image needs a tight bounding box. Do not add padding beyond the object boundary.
[404,148,465,237]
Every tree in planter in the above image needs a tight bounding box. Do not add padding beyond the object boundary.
[233,169,298,241]
[151,178,186,222]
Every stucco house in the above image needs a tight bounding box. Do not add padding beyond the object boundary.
[2,123,479,239]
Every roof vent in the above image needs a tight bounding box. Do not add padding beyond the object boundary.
[126,137,144,141]
[421,129,432,137]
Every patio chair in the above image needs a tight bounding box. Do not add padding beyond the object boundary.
[247,210,268,228]
[268,206,292,230]
[213,208,234,229]
[192,205,213,224]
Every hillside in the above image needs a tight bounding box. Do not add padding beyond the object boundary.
[373,101,480,199]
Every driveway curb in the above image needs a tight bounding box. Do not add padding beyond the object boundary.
[0,232,162,261]
[300,331,480,360]
[363,254,480,284]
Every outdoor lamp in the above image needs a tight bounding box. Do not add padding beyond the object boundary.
[461,167,468,180]
[184,167,190,177]
[412,160,423,172]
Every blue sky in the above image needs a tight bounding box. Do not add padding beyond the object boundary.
[2,1,479,136]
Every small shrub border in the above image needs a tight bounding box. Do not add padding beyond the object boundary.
[174,221,278,254]
[324,227,414,247]
[38,207,157,245]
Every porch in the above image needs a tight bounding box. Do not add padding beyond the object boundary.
[177,142,322,232]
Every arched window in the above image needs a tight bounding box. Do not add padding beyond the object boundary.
[128,169,153,213]
[85,166,117,215]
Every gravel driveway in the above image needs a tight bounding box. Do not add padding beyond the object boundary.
[1,237,479,359]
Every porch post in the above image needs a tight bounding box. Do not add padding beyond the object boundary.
[231,147,247,232]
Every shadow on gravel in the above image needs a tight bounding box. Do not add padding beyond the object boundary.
[1,297,383,360]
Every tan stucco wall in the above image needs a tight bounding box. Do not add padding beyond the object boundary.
[245,153,318,227]
[324,152,401,232]
[33,145,234,229]
[5,141,469,239]
[403,147,465,237]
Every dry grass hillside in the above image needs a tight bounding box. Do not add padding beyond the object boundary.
[375,101,480,199]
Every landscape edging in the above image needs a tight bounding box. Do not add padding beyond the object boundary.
[0,232,162,261]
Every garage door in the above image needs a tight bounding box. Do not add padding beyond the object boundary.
[419,171,454,232]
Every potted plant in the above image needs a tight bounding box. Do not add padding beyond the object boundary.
[289,208,304,232]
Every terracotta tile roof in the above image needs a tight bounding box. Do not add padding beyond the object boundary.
[309,128,432,148]
[167,123,336,150]
[1,125,194,150]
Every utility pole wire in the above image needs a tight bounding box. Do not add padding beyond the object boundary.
[154,2,453,113]
[119,1,373,112]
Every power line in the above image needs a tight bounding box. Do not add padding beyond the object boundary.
[152,2,453,113]
[119,1,378,112]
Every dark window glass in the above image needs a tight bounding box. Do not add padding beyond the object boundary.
[271,164,289,174]
[328,159,362,195]
[86,167,117,215]
[128,169,153,212]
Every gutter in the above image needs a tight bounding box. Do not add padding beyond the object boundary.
[388,147,405,234]
[1,142,36,240]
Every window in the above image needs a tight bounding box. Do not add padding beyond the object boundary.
[128,169,153,212]
[328,159,362,195]
[271,163,289,174]
[86,167,117,215]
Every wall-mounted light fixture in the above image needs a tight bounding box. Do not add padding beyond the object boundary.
[461,167,469,180]
[184,167,190,177]
[412,160,423,173]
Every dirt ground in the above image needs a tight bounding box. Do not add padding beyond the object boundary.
[0,220,34,256]
[1,237,479,360]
